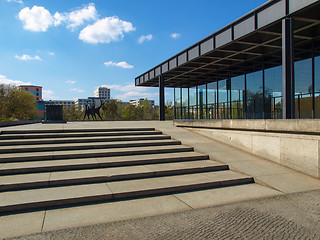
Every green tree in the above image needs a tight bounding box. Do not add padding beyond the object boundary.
[63,105,83,120]
[165,102,174,120]
[0,84,38,120]
[122,104,142,120]
[101,100,118,120]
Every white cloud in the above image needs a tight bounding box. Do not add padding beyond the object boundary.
[48,52,55,56]
[0,74,31,86]
[170,33,181,39]
[7,0,23,4]
[18,6,54,32]
[15,54,42,61]
[42,89,59,100]
[54,3,98,29]
[70,88,84,93]
[104,61,133,69]
[66,80,76,84]
[138,34,152,44]
[79,16,135,44]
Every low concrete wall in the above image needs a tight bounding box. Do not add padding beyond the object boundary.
[0,120,41,128]
[174,119,320,179]
[174,119,320,134]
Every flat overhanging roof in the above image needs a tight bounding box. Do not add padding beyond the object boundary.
[135,0,320,88]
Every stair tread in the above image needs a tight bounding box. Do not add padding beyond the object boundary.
[0,131,162,139]
[0,160,225,187]
[0,135,171,146]
[0,152,209,171]
[0,145,193,161]
[0,171,251,208]
[0,139,180,153]
[0,128,155,134]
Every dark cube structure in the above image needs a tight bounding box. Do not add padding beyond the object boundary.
[44,105,66,123]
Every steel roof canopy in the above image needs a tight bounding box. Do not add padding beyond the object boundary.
[135,0,320,88]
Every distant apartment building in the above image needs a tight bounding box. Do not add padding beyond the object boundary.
[130,98,155,107]
[94,87,110,99]
[75,97,108,109]
[50,100,75,108]
[19,85,42,101]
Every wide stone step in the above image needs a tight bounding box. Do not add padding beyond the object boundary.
[0,135,171,146]
[0,160,229,191]
[0,130,162,140]
[0,139,181,154]
[0,145,194,163]
[0,171,253,214]
[0,128,155,134]
[0,152,210,175]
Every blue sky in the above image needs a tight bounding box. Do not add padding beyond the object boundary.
[0,0,267,104]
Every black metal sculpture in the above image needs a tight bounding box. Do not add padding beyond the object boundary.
[83,102,103,121]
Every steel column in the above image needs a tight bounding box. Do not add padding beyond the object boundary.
[282,18,295,119]
[159,75,165,121]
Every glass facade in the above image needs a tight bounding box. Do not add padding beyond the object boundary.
[231,75,245,119]
[294,58,313,119]
[264,65,282,119]
[174,50,320,120]
[207,82,217,119]
[315,56,320,118]
[246,71,263,119]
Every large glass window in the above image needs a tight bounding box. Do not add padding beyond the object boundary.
[207,82,217,119]
[295,58,312,119]
[189,87,197,119]
[181,88,189,119]
[246,71,263,119]
[231,75,245,119]
[174,88,181,119]
[198,84,206,119]
[315,56,320,118]
[218,79,229,119]
[265,65,283,119]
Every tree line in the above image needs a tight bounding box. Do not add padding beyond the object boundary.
[0,84,174,121]
[0,84,38,121]
[64,99,174,121]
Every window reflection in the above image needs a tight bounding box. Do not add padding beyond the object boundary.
[246,71,263,119]
[207,82,217,119]
[295,58,312,119]
[265,65,283,119]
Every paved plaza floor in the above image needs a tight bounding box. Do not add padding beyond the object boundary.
[6,189,320,240]
[1,121,320,239]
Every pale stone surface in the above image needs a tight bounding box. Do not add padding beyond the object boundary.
[145,160,221,172]
[107,172,213,194]
[0,172,50,185]
[174,183,281,208]
[0,158,99,170]
[175,119,320,133]
[0,211,45,239]
[229,159,294,178]
[280,138,319,178]
[50,168,109,181]
[186,127,320,179]
[252,135,281,164]
[257,172,320,193]
[0,183,111,206]
[43,195,191,232]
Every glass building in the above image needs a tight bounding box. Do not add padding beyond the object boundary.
[135,0,320,120]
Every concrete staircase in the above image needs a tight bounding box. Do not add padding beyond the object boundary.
[0,127,254,215]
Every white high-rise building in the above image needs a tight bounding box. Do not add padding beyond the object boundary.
[94,86,110,99]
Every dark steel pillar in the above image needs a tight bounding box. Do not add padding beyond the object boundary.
[282,18,295,119]
[159,75,165,121]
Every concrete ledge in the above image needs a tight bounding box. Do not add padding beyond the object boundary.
[177,120,320,179]
[174,119,320,134]
[0,121,41,128]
